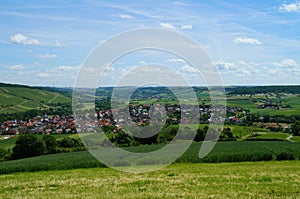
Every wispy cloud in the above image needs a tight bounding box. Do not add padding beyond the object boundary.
[53,40,62,47]
[119,14,133,19]
[121,8,162,19]
[54,65,78,72]
[233,36,262,45]
[217,59,300,78]
[159,23,192,30]
[279,1,300,13]
[37,54,57,58]
[167,58,186,63]
[159,22,177,29]
[37,73,50,78]
[180,24,193,30]
[36,65,79,79]
[273,59,298,68]
[7,64,25,71]
[180,64,197,73]
[10,33,41,45]
[0,11,77,22]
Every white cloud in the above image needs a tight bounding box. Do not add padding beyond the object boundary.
[119,14,133,19]
[216,61,237,70]
[56,65,77,72]
[37,73,50,78]
[159,22,177,30]
[279,1,300,12]
[180,64,197,73]
[216,59,300,79]
[180,24,193,30]
[273,59,298,68]
[10,33,61,47]
[167,58,186,63]
[267,69,279,75]
[10,33,41,45]
[233,36,262,45]
[216,60,262,77]
[139,61,146,65]
[37,54,57,58]
[36,65,79,79]
[7,64,25,71]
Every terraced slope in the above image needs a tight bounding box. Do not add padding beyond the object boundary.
[0,84,70,114]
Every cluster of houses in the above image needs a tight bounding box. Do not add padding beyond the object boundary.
[0,114,76,135]
[97,104,179,127]
[3,103,289,136]
[255,99,290,109]
[96,104,245,128]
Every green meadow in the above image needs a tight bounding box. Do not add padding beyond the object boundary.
[0,161,299,198]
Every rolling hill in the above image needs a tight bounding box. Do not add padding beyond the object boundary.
[0,83,71,114]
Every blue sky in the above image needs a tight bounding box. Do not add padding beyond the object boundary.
[1,0,300,86]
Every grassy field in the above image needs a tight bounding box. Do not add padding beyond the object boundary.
[0,86,70,114]
[1,141,300,174]
[256,133,289,139]
[0,161,299,198]
[291,136,300,142]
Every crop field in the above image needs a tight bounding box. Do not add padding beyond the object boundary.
[0,161,299,198]
[1,141,299,174]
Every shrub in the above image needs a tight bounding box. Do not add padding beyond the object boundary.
[57,137,83,149]
[11,134,46,160]
[0,148,11,161]
[42,135,58,154]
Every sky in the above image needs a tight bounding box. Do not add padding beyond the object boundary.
[1,0,300,87]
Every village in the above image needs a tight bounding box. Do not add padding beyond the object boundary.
[0,103,291,136]
[0,114,76,136]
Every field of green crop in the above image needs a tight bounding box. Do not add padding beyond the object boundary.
[1,141,299,174]
[0,161,299,198]
[0,87,70,114]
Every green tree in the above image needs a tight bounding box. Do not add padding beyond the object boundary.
[220,127,234,138]
[194,128,206,142]
[11,134,46,159]
[291,121,300,136]
[58,137,80,148]
[114,131,134,147]
[42,135,57,154]
[0,148,11,161]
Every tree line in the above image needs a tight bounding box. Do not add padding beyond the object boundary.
[227,85,300,95]
[0,134,85,161]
